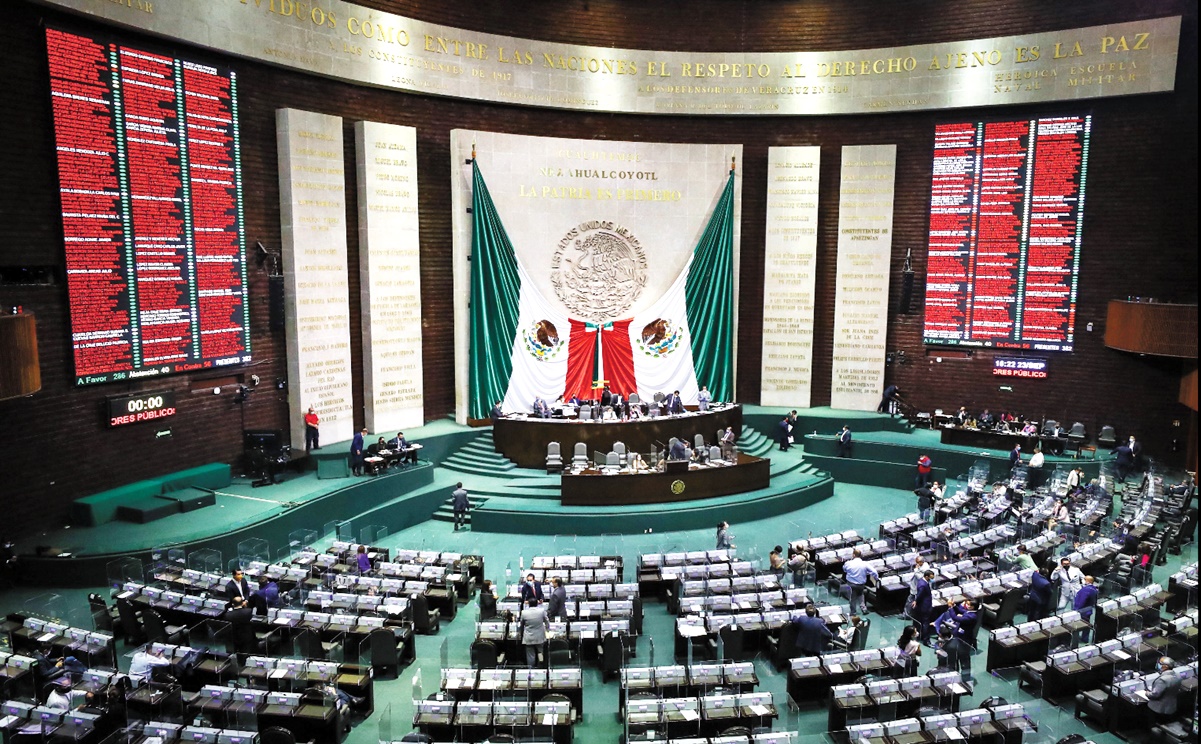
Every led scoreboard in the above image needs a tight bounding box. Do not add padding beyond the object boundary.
[47,28,251,385]
[922,115,1091,352]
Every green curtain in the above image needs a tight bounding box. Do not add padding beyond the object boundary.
[685,171,736,402]
[468,160,522,419]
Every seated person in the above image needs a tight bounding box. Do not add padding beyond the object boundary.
[978,409,996,429]
[128,645,172,678]
[388,432,418,464]
[1021,421,1039,435]
[954,406,969,426]
[629,452,649,471]
[833,614,866,651]
[601,405,619,421]
[532,397,551,418]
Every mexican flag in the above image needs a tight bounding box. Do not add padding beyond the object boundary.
[467,160,735,418]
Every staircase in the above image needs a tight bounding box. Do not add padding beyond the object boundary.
[431,494,490,526]
[440,431,520,478]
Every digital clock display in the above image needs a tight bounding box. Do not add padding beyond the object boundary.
[107,390,177,427]
[992,357,1048,379]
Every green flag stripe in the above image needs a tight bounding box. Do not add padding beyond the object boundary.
[685,172,736,402]
[468,161,522,419]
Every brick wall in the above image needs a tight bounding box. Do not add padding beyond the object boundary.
[0,0,1194,535]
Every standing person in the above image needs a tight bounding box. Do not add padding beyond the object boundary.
[896,624,922,676]
[843,549,878,615]
[1113,442,1134,483]
[1127,435,1142,470]
[778,416,792,451]
[225,567,251,601]
[792,604,833,656]
[878,384,900,414]
[1009,444,1022,471]
[1051,557,1084,610]
[304,406,320,452]
[519,573,544,604]
[249,576,280,616]
[519,598,547,668]
[911,569,935,644]
[546,578,567,621]
[452,482,470,531]
[916,454,933,488]
[1026,565,1053,621]
[1066,466,1082,491]
[697,386,711,411]
[916,486,935,523]
[350,427,366,476]
[1028,447,1044,469]
[1073,575,1099,643]
[1146,657,1182,723]
[788,548,811,587]
[715,521,735,550]
[664,390,684,415]
[721,427,736,460]
[838,426,853,458]
[769,546,786,579]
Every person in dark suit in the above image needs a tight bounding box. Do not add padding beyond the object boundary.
[546,578,568,621]
[877,384,900,414]
[452,483,470,531]
[935,625,973,680]
[490,401,504,423]
[669,439,688,461]
[1114,443,1134,482]
[1026,565,1053,621]
[664,390,684,415]
[519,573,544,604]
[945,599,978,643]
[350,427,367,476]
[533,397,550,418]
[910,570,934,643]
[1073,575,1099,642]
[1009,444,1022,471]
[792,604,833,655]
[223,595,256,653]
[838,425,852,457]
[915,487,935,523]
[610,392,624,418]
[778,416,792,451]
[249,577,279,616]
[225,568,251,601]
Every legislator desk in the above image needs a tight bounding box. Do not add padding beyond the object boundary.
[560,453,769,506]
[493,404,742,468]
[938,426,1067,455]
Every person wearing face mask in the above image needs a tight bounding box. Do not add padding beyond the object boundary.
[519,573,544,605]
[1145,656,1181,723]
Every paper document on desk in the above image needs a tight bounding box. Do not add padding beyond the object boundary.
[750,704,771,716]
[38,632,56,642]
[0,716,17,729]
[542,713,557,726]
[271,669,287,679]
[1111,649,1130,660]
[946,728,964,740]
[950,683,968,694]
[827,664,842,674]
[680,708,699,721]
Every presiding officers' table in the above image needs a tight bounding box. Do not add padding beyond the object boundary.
[493,404,742,468]
[561,453,769,506]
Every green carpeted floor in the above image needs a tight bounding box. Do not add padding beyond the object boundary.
[1,415,1193,744]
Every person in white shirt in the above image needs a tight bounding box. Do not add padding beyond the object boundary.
[1051,557,1084,609]
[1028,448,1044,468]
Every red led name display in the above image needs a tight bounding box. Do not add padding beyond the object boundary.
[923,116,1090,353]
[48,28,251,385]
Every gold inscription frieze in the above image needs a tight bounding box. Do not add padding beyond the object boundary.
[43,2,1180,116]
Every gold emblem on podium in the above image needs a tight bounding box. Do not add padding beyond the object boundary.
[670,480,685,495]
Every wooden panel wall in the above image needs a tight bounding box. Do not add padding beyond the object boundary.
[0,0,1195,534]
